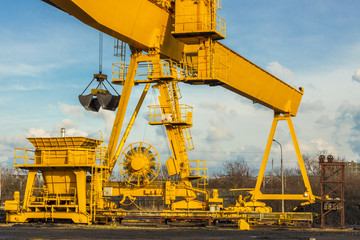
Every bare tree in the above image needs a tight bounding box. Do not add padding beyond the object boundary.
[302,153,321,177]
[0,165,28,202]
[212,158,255,189]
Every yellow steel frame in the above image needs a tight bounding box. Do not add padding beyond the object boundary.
[6,0,317,226]
[108,83,151,177]
[103,50,211,210]
[6,137,110,224]
[234,113,315,203]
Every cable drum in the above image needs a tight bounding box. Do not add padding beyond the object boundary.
[119,142,161,186]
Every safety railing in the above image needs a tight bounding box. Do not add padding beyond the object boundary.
[113,59,182,83]
[113,56,229,83]
[215,0,222,10]
[52,187,77,205]
[148,104,193,125]
[147,59,182,80]
[181,44,228,82]
[173,13,225,38]
[28,187,47,206]
[14,148,35,166]
[188,160,208,187]
[215,15,226,37]
[14,147,102,167]
[28,187,77,206]
[112,62,127,83]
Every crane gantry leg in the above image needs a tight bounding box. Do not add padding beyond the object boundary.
[249,113,315,204]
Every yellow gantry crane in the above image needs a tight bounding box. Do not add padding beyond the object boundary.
[5,0,315,226]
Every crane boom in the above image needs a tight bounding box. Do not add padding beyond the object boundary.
[43,0,303,116]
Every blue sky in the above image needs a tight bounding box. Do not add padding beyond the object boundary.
[1,0,360,175]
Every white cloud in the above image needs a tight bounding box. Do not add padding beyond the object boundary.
[0,63,56,79]
[315,115,333,129]
[352,68,360,83]
[333,103,360,157]
[199,102,227,114]
[309,138,338,155]
[0,128,49,164]
[58,103,115,136]
[59,103,85,119]
[26,128,51,138]
[198,102,239,118]
[266,61,295,82]
[0,118,90,164]
[206,118,234,142]
[52,119,88,137]
[90,109,116,134]
[299,100,325,113]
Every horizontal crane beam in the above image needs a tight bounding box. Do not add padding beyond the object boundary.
[45,0,185,61]
[44,0,303,116]
[215,43,303,116]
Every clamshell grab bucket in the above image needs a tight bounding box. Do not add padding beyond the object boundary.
[97,92,121,111]
[78,94,100,112]
[78,73,120,111]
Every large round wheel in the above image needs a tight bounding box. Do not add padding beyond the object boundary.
[119,142,161,186]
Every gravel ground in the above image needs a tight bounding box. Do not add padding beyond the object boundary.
[0,224,360,240]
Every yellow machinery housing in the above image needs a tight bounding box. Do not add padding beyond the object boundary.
[6,137,109,223]
[6,0,315,227]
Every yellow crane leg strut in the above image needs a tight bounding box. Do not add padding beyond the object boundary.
[22,170,37,210]
[108,83,152,177]
[251,113,315,203]
[106,51,141,177]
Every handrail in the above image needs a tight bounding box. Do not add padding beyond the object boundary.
[148,104,193,124]
[14,147,107,167]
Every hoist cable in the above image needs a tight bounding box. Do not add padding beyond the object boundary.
[99,32,103,74]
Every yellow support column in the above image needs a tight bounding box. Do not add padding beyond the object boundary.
[251,113,315,203]
[286,115,314,199]
[74,170,87,213]
[107,50,141,178]
[112,83,151,172]
[253,114,279,194]
[74,170,91,224]
[22,170,37,211]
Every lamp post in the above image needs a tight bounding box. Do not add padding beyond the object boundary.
[273,139,284,213]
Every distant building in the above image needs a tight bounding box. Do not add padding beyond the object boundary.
[345,161,360,177]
